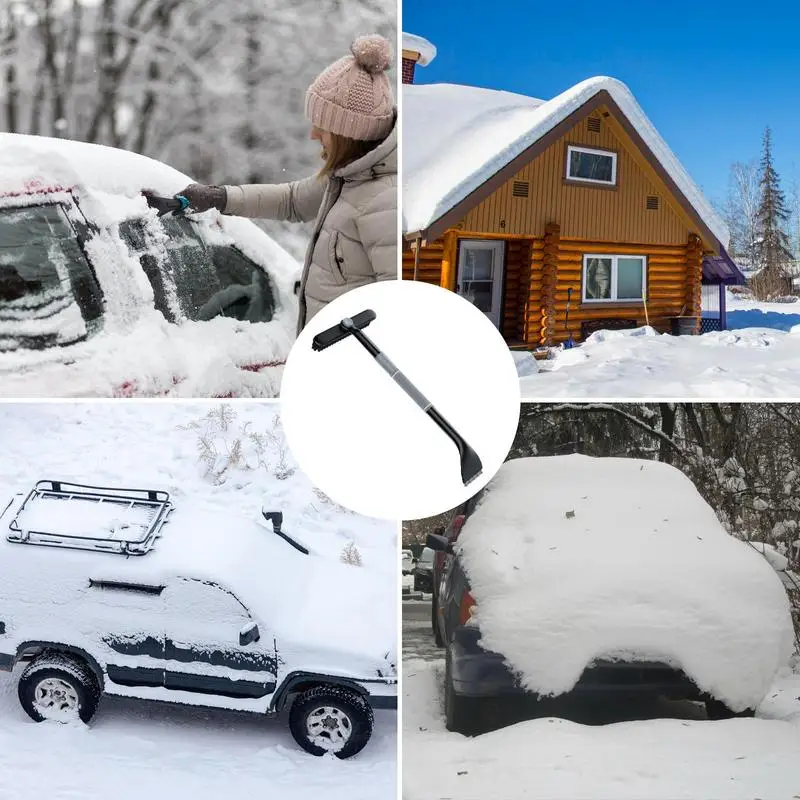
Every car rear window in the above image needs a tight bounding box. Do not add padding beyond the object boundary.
[121,216,275,325]
[0,204,103,351]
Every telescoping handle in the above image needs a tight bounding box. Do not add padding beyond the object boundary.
[374,352,432,412]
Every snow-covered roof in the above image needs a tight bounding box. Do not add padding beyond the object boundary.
[458,454,793,711]
[402,32,436,66]
[403,77,730,249]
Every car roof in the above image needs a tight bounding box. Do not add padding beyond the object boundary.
[0,133,192,202]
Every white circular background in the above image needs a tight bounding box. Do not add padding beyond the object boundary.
[280,281,521,520]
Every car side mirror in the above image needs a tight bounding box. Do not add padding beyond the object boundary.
[239,621,260,646]
[426,533,453,553]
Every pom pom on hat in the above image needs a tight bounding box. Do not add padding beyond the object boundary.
[350,34,392,74]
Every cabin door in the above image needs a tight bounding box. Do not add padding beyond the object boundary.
[456,240,505,328]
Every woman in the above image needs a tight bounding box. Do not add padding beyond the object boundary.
[176,34,397,333]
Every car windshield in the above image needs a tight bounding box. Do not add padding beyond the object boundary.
[121,216,275,324]
[0,204,103,351]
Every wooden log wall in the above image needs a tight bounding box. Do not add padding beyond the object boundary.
[540,223,560,345]
[402,238,443,285]
[685,234,703,333]
[548,237,695,345]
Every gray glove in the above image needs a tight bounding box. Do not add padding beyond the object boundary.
[179,183,227,213]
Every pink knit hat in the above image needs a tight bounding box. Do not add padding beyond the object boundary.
[305,35,394,142]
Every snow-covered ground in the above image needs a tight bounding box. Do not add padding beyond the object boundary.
[0,402,396,799]
[521,291,800,398]
[727,292,800,332]
[403,658,800,800]
[522,325,800,398]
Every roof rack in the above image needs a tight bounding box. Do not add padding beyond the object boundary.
[7,480,172,555]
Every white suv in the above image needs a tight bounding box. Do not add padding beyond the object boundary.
[0,481,396,758]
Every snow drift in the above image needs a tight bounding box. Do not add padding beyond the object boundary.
[457,455,794,711]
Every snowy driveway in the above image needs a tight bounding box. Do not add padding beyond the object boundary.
[403,659,800,800]
[522,327,800,398]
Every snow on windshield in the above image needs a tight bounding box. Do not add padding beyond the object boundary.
[457,454,794,710]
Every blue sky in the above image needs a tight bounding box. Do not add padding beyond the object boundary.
[402,0,800,207]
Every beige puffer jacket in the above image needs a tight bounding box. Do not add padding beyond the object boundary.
[224,121,397,332]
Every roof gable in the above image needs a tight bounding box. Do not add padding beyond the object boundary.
[403,77,729,250]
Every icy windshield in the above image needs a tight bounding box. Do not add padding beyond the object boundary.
[121,216,275,324]
[0,204,103,351]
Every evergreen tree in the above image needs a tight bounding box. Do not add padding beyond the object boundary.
[753,127,794,299]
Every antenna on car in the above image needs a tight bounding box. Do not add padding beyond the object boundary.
[260,509,308,555]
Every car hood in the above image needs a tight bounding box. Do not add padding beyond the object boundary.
[458,455,794,712]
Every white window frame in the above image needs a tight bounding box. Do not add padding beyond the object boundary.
[566,145,618,186]
[582,254,647,303]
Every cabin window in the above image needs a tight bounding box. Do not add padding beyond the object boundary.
[566,145,617,185]
[583,255,646,302]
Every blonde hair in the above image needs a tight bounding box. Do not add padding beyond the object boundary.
[319,133,380,177]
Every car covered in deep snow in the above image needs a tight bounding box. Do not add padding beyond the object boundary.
[0,481,396,758]
[427,455,794,734]
[0,133,299,398]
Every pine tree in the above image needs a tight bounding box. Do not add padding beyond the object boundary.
[753,127,794,299]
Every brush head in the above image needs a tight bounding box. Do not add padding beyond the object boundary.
[312,309,376,351]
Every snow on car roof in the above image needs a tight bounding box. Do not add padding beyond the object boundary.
[457,454,793,711]
[402,77,730,249]
[402,32,437,66]
[1,133,192,206]
[0,494,392,670]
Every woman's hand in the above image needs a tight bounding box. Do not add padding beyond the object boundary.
[178,183,228,213]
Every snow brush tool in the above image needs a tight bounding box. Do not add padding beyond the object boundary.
[143,192,190,217]
[312,310,483,488]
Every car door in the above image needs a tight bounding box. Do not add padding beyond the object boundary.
[89,579,167,690]
[163,577,277,699]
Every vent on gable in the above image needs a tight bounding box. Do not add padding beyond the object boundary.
[512,180,529,198]
[646,195,660,211]
[587,116,601,133]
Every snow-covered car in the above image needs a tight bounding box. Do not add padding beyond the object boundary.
[402,549,415,575]
[0,133,299,398]
[413,546,435,593]
[0,481,396,758]
[427,455,794,734]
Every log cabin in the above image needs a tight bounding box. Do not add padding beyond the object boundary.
[401,34,741,348]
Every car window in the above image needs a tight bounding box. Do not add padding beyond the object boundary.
[165,578,253,633]
[0,204,103,351]
[159,217,275,324]
[118,218,177,323]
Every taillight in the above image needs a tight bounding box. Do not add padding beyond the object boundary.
[451,514,466,541]
[458,590,476,625]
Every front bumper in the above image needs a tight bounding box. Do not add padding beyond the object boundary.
[449,625,701,700]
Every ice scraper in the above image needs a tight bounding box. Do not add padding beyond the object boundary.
[312,310,483,488]
[143,191,190,217]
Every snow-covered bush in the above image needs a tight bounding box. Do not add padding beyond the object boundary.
[179,403,296,485]
[340,542,363,567]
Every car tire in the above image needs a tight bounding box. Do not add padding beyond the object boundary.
[444,652,482,735]
[704,697,755,720]
[432,595,445,647]
[289,685,374,759]
[18,652,101,724]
